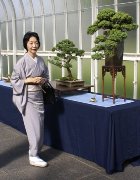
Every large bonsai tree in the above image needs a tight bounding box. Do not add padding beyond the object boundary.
[87,8,138,61]
[49,39,85,81]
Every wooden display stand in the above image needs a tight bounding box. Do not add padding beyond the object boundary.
[102,66,126,104]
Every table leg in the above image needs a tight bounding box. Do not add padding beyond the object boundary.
[88,87,91,93]
[124,77,126,102]
[112,69,115,104]
[102,76,104,102]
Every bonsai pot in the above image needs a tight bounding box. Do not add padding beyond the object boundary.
[105,41,124,66]
[56,79,85,88]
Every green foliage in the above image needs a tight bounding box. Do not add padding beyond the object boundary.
[87,8,138,60]
[49,39,85,80]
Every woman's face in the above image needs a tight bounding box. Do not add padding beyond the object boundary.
[27,36,39,57]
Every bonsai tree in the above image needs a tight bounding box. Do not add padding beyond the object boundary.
[3,74,11,82]
[87,8,138,65]
[49,39,85,81]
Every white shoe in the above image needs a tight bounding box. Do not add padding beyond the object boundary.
[29,156,48,167]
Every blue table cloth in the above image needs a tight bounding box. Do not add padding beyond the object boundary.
[1,81,140,173]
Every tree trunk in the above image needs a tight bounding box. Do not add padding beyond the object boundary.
[66,67,73,80]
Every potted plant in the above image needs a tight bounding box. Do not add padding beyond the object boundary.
[49,39,85,87]
[87,8,138,66]
[3,74,11,83]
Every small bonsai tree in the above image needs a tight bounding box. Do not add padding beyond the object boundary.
[49,39,85,81]
[87,8,138,62]
[3,74,11,82]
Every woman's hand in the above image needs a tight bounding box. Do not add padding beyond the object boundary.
[24,77,47,85]
[39,77,47,85]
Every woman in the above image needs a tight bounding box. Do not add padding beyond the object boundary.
[11,31,49,167]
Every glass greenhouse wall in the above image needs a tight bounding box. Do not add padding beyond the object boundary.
[0,0,140,99]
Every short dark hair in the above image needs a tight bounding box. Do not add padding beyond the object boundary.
[23,31,40,51]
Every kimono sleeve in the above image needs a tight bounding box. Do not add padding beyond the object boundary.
[11,61,25,95]
[42,61,49,80]
[11,60,27,114]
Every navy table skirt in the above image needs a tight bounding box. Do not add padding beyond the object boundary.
[1,81,140,173]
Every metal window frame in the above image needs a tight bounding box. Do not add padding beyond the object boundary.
[0,0,140,99]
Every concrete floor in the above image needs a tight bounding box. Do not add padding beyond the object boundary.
[1,122,140,180]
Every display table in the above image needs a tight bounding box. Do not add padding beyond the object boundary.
[1,81,140,174]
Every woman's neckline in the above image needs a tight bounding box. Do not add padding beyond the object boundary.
[26,53,37,62]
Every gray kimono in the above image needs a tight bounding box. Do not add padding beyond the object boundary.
[11,53,49,156]
[11,53,49,114]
